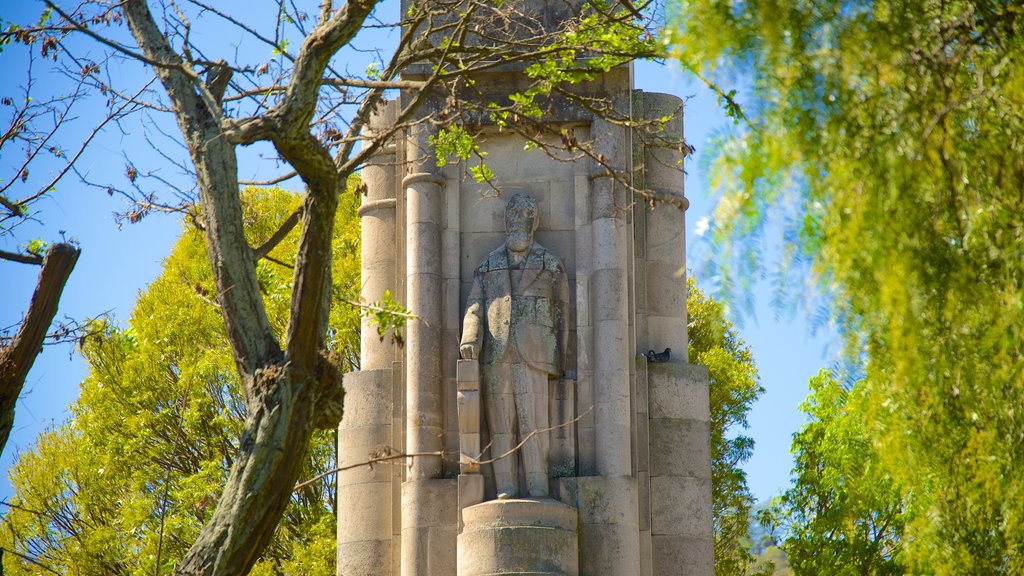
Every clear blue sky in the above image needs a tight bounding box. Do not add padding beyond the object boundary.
[0,2,835,504]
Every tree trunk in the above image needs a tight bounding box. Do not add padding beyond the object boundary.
[0,243,80,454]
[175,366,318,575]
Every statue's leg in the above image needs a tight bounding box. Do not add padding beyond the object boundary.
[483,362,517,498]
[512,363,550,498]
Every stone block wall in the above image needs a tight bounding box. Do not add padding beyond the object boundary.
[647,363,714,575]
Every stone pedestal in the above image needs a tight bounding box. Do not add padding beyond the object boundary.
[457,499,579,576]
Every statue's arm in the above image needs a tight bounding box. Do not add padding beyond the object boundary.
[460,270,484,359]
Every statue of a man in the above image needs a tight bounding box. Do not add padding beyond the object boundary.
[460,192,569,499]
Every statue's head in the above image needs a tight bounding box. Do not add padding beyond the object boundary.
[505,192,539,252]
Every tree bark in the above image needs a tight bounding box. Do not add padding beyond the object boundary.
[0,243,80,454]
[120,1,372,573]
[174,365,316,574]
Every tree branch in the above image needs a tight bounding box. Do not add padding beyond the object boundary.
[0,243,80,454]
[124,0,283,379]
[252,207,301,260]
[0,249,44,265]
[295,407,592,490]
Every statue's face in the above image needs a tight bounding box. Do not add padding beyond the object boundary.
[505,199,537,253]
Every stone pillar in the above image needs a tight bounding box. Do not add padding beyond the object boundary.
[647,364,714,575]
[640,93,688,362]
[337,103,399,576]
[337,370,397,576]
[458,499,579,576]
[582,115,641,575]
[401,478,459,575]
[404,121,445,479]
[359,102,400,369]
[589,116,632,478]
[402,120,458,576]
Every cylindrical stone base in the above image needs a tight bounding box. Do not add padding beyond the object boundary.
[458,499,579,576]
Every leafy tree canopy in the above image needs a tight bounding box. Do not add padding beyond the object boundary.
[1,184,360,574]
[764,371,908,576]
[688,278,772,576]
[667,0,1024,569]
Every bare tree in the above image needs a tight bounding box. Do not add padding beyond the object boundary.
[0,0,679,573]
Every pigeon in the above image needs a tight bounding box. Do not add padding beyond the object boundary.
[646,348,671,363]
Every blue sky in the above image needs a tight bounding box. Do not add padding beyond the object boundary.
[0,2,834,505]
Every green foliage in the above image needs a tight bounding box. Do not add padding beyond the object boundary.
[361,289,410,347]
[688,278,772,576]
[669,0,1024,570]
[0,185,362,574]
[763,372,909,576]
[20,238,47,256]
[430,125,493,183]
[431,3,661,185]
[754,546,792,576]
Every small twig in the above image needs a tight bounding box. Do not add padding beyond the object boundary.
[0,499,46,517]
[262,254,294,269]
[294,406,592,491]
[0,546,61,575]
[294,450,446,491]
[472,406,592,466]
[252,207,301,260]
[239,171,298,186]
[345,299,418,320]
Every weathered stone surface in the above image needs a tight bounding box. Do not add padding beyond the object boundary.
[650,476,713,539]
[648,418,712,478]
[337,481,394,541]
[647,364,711,421]
[651,535,715,576]
[557,476,641,576]
[337,539,391,576]
[339,369,393,427]
[402,479,458,576]
[458,499,579,576]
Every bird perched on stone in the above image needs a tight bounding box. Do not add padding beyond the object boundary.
[646,348,670,363]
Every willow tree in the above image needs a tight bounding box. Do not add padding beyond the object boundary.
[668,0,1024,571]
[0,0,666,573]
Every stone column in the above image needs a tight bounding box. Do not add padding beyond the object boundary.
[579,115,641,575]
[401,121,458,576]
[640,93,688,362]
[404,122,445,479]
[647,364,714,575]
[589,116,632,478]
[337,103,399,576]
[458,499,579,576]
[359,102,400,369]
[336,370,397,576]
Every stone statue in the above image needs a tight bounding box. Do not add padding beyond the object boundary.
[460,192,569,499]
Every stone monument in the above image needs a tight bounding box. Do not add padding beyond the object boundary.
[335,2,714,575]
[460,192,569,500]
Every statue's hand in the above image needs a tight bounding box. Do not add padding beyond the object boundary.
[460,343,478,359]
